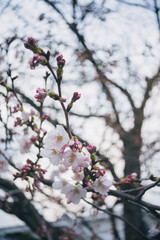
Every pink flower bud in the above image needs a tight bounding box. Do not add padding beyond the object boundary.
[98,169,106,176]
[125,178,131,184]
[72,92,81,102]
[87,145,96,154]
[29,54,47,69]
[56,54,63,62]
[30,136,37,143]
[59,97,66,103]
[24,37,37,47]
[56,55,66,68]
[34,88,47,103]
[42,113,48,119]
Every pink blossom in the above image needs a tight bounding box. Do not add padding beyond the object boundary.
[34,128,40,134]
[59,97,67,103]
[86,181,93,188]
[72,171,84,181]
[13,104,21,113]
[93,176,112,195]
[43,125,69,151]
[125,178,131,184]
[30,136,37,143]
[65,184,87,204]
[52,178,72,194]
[24,37,44,55]
[42,113,48,119]
[34,88,47,103]
[29,54,47,69]
[63,150,84,172]
[87,145,96,154]
[22,111,30,122]
[130,173,137,180]
[41,146,63,166]
[56,54,63,62]
[41,125,70,165]
[59,164,68,173]
[24,37,38,49]
[79,153,90,168]
[30,109,37,116]
[68,138,74,146]
[14,117,23,127]
[56,54,66,67]
[95,168,106,178]
[72,92,81,102]
[69,138,82,151]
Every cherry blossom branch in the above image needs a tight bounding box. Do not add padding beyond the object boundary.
[46,62,72,138]
[14,87,119,181]
[57,81,72,138]
[34,175,160,216]
[135,178,160,201]
[109,189,160,211]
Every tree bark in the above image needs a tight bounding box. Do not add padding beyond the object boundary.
[122,129,147,240]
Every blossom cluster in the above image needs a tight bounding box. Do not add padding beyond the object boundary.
[12,107,48,154]
[22,37,112,204]
[41,125,112,204]
[24,37,47,69]
[117,172,141,190]
[13,159,47,194]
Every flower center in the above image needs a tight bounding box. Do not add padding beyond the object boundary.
[56,135,63,142]
[73,188,79,194]
[52,149,57,155]
[69,153,76,163]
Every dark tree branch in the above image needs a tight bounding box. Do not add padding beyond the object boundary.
[83,199,153,240]
[0,177,62,240]
[116,0,153,11]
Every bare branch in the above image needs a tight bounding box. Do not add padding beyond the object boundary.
[83,198,153,240]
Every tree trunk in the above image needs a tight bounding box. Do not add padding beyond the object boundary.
[122,130,147,240]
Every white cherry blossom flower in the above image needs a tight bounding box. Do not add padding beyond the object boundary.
[72,171,84,181]
[44,125,69,151]
[65,184,87,204]
[41,146,62,165]
[63,150,83,172]
[79,153,90,168]
[41,125,70,164]
[22,111,30,122]
[93,176,112,195]
[52,178,72,194]
[58,164,68,173]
